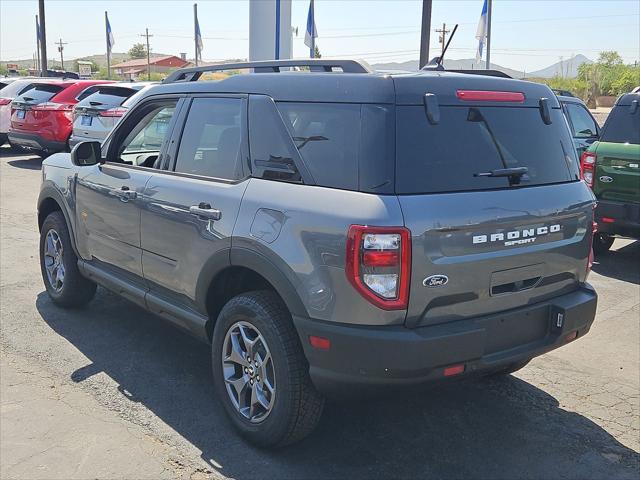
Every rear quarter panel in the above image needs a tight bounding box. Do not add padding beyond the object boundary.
[233,178,407,326]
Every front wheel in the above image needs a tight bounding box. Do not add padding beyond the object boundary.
[39,211,97,307]
[211,291,324,448]
[593,233,614,255]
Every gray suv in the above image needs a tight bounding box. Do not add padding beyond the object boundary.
[37,59,598,447]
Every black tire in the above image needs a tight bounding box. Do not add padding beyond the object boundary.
[39,211,97,307]
[486,359,531,377]
[211,290,324,448]
[593,233,614,255]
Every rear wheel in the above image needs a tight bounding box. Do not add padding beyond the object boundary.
[593,233,614,255]
[39,211,97,307]
[211,290,324,448]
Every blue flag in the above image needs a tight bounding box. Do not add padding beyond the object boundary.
[195,15,203,58]
[475,0,488,63]
[36,16,41,43]
[106,13,115,55]
[304,0,317,58]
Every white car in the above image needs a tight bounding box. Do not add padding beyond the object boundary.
[69,82,153,148]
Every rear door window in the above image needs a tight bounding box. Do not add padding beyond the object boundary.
[174,97,243,180]
[396,106,579,194]
[277,102,360,190]
[600,106,640,144]
[565,103,598,138]
[14,84,64,104]
[77,86,136,107]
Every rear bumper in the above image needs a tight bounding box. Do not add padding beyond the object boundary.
[596,200,640,238]
[7,131,66,153]
[294,284,597,396]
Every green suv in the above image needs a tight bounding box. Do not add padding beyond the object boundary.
[581,93,640,253]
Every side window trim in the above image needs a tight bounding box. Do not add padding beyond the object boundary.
[166,94,250,183]
[103,95,186,169]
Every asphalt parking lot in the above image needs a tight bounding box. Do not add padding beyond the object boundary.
[1,147,638,480]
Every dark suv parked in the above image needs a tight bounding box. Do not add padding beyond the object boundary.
[37,60,598,447]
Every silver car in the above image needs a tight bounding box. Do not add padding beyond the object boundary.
[69,82,153,148]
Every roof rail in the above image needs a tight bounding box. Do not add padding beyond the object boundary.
[163,59,371,83]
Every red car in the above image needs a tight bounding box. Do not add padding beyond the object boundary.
[8,80,112,155]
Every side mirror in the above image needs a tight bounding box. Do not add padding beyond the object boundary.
[71,141,102,166]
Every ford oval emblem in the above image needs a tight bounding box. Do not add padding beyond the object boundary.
[423,275,449,287]
[599,176,614,183]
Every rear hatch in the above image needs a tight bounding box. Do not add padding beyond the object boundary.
[73,85,137,141]
[592,100,640,204]
[11,83,65,133]
[393,73,595,328]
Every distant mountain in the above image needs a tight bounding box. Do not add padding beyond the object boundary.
[372,54,593,79]
[372,58,525,78]
[527,54,592,79]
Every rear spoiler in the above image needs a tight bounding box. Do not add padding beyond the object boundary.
[447,69,512,79]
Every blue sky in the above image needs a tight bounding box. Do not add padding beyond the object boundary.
[1,0,638,71]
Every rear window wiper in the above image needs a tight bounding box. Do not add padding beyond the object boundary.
[475,167,529,185]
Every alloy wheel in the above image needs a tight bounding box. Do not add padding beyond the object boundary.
[43,229,65,292]
[222,321,276,423]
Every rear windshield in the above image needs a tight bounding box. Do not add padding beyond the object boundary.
[76,86,137,107]
[600,106,640,145]
[14,84,64,104]
[396,106,579,194]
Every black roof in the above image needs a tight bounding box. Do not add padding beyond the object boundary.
[139,59,558,107]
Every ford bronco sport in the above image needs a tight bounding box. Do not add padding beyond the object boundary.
[581,93,640,253]
[38,59,598,447]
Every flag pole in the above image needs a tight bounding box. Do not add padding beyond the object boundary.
[105,12,111,79]
[485,0,492,69]
[35,15,40,72]
[194,3,198,66]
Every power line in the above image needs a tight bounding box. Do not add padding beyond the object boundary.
[56,38,67,69]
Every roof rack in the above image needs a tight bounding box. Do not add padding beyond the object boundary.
[163,59,371,83]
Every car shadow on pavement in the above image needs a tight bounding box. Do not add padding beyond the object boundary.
[36,290,639,480]
[6,158,43,170]
[592,240,640,284]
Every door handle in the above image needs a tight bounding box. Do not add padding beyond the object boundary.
[115,186,137,202]
[189,203,222,221]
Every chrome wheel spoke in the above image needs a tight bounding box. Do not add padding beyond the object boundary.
[222,321,276,423]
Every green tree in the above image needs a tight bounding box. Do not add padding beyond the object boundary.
[314,45,321,59]
[128,43,147,59]
[597,51,623,67]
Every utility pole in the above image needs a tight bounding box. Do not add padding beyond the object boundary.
[56,38,67,70]
[485,0,492,69]
[140,28,153,81]
[38,0,48,76]
[435,23,450,59]
[418,0,432,69]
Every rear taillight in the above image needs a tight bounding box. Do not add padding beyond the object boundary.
[346,225,411,310]
[580,151,597,188]
[0,98,11,106]
[99,107,127,117]
[456,90,525,103]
